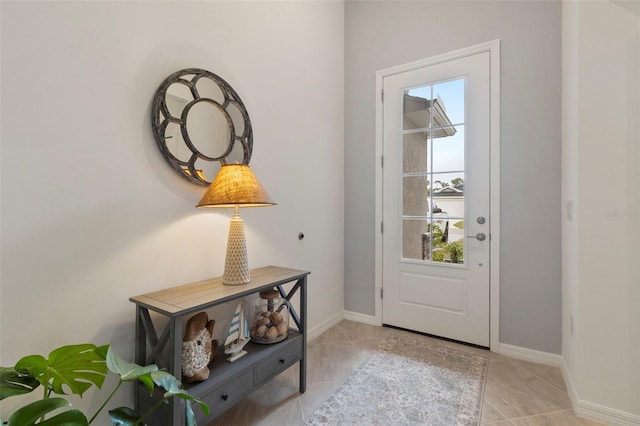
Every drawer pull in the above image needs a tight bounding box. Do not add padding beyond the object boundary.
[279,358,285,364]
[221,393,229,401]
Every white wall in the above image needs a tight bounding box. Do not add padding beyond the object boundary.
[0,1,344,420]
[562,0,640,421]
[344,0,563,353]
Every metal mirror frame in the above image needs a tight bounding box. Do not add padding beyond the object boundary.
[151,68,253,186]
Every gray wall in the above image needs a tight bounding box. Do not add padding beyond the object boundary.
[344,0,562,353]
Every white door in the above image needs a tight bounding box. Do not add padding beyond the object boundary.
[382,51,491,346]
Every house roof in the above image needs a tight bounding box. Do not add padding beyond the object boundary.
[403,94,457,138]
[433,186,464,197]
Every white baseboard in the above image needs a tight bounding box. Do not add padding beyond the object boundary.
[498,343,563,367]
[307,311,344,343]
[499,345,640,424]
[343,310,380,326]
[307,310,381,343]
[560,356,579,408]
[575,400,640,425]
[561,357,640,425]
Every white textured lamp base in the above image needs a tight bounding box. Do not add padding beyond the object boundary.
[223,213,250,285]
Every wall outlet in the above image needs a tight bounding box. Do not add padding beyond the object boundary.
[567,200,575,222]
[570,314,575,338]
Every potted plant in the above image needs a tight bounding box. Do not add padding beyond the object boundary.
[0,343,208,426]
[446,240,464,264]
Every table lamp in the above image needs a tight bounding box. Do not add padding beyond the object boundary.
[196,164,275,285]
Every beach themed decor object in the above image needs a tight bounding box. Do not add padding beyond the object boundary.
[250,289,289,344]
[224,301,251,362]
[181,312,217,383]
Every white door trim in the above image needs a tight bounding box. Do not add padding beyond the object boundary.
[374,40,501,350]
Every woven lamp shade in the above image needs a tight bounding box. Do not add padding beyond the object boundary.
[196,164,275,208]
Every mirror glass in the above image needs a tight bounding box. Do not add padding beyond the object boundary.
[186,101,231,159]
[195,77,225,104]
[226,140,246,165]
[193,157,219,183]
[227,102,245,137]
[151,68,253,186]
[166,84,193,118]
[164,122,190,162]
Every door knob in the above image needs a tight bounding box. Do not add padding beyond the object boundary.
[467,232,486,242]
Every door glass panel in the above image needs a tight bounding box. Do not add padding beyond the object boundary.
[401,78,465,265]
[402,218,428,260]
[432,78,465,125]
[431,172,465,204]
[430,172,465,265]
[403,89,431,131]
[432,126,464,172]
[403,132,429,173]
[403,175,430,216]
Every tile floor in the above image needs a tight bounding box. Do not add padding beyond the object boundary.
[208,320,604,425]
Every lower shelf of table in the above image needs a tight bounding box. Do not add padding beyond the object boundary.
[137,331,304,424]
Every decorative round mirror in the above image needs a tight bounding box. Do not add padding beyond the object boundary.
[151,68,253,186]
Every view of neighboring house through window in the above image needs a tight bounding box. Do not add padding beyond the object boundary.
[401,78,465,264]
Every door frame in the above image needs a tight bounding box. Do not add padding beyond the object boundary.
[374,40,501,350]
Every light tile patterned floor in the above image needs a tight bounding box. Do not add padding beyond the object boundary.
[207,320,603,425]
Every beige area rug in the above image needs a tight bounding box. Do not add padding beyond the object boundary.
[304,333,488,426]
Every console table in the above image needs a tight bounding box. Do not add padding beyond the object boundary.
[129,266,309,425]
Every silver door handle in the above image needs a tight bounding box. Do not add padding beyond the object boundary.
[467,232,486,242]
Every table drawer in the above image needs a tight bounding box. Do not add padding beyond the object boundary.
[254,338,303,386]
[196,369,254,420]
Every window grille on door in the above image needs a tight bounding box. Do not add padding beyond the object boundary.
[401,78,466,265]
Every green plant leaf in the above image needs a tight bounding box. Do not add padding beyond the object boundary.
[14,355,48,379]
[185,398,211,425]
[192,399,209,417]
[108,406,141,425]
[150,371,209,416]
[7,397,88,425]
[0,367,40,400]
[95,345,110,360]
[138,373,155,396]
[150,370,181,394]
[106,347,157,382]
[15,344,107,397]
[185,401,196,426]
